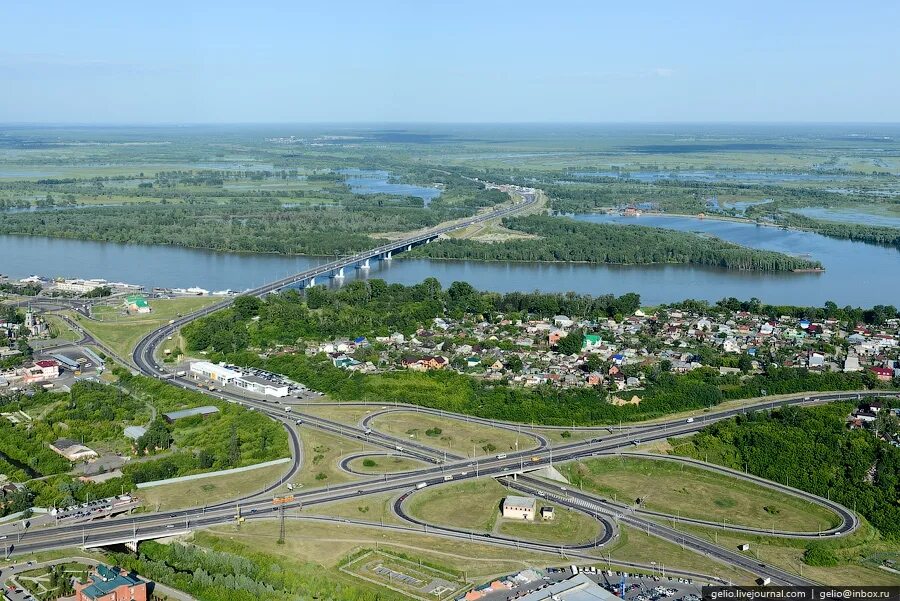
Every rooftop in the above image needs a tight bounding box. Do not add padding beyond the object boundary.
[513,574,621,601]
[503,495,536,509]
[163,405,220,420]
[80,565,144,600]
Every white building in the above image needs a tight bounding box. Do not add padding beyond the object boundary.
[54,278,107,294]
[190,361,242,383]
[502,495,536,520]
[232,374,289,398]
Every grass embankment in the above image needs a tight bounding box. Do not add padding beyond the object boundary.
[368,411,537,457]
[43,314,82,343]
[560,457,840,532]
[69,296,221,360]
[199,521,560,582]
[139,462,291,511]
[674,518,900,586]
[406,478,601,546]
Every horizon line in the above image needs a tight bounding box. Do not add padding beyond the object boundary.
[2,120,900,127]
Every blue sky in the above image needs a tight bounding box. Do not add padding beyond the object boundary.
[2,0,898,123]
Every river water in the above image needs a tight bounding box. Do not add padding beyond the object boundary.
[1,213,897,305]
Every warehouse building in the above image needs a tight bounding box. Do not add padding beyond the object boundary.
[190,361,242,383]
[163,405,220,423]
[232,374,289,398]
[190,361,289,398]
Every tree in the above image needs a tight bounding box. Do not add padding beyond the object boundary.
[556,330,584,355]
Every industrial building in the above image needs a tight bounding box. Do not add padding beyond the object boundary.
[502,496,536,520]
[50,438,98,461]
[511,574,621,601]
[189,361,289,398]
[231,373,289,398]
[190,361,242,383]
[163,405,220,423]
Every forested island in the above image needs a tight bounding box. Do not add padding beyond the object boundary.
[410,215,822,272]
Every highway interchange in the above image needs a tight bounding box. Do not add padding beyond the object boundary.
[4,187,898,588]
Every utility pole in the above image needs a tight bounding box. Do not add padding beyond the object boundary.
[277,504,285,545]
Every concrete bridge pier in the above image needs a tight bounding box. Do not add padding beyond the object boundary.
[307,277,316,287]
[407,244,412,251]
[358,259,370,269]
[332,267,345,278]
[384,251,392,260]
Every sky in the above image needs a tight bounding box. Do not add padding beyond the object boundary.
[2,0,899,124]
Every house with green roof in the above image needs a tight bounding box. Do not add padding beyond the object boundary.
[124,294,151,314]
[75,564,148,601]
[582,333,603,351]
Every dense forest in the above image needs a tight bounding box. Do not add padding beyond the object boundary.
[409,215,822,271]
[676,403,900,539]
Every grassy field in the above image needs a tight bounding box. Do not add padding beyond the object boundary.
[295,425,373,489]
[199,520,562,581]
[406,478,600,545]
[497,500,601,546]
[308,491,408,526]
[69,296,221,360]
[676,519,900,586]
[139,462,290,511]
[561,456,840,532]
[43,314,82,343]
[300,404,382,425]
[369,411,538,457]
[346,454,430,475]
[16,561,93,600]
[406,479,504,532]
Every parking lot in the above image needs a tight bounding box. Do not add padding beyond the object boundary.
[478,567,703,601]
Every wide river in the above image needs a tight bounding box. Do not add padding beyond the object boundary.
[1,213,897,305]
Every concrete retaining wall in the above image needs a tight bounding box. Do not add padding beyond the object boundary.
[135,457,290,489]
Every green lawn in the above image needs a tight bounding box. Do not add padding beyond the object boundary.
[406,478,601,545]
[368,411,538,457]
[561,456,840,532]
[69,296,221,360]
[497,500,602,546]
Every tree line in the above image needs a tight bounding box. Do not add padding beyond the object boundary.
[410,215,822,271]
